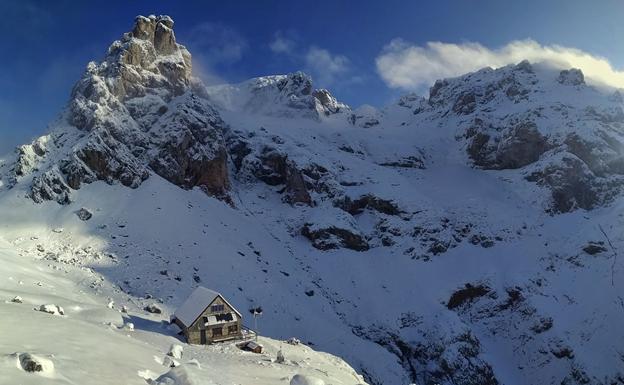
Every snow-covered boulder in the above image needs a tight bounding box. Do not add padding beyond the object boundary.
[11,296,23,303]
[148,364,214,385]
[38,304,65,316]
[167,344,183,359]
[144,303,163,314]
[290,374,326,385]
[162,355,180,368]
[16,353,54,374]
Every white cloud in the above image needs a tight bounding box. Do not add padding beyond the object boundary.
[305,46,350,86]
[376,38,624,91]
[269,32,295,54]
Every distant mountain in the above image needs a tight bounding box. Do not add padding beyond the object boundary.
[1,15,623,385]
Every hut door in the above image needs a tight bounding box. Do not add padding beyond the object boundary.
[200,329,207,344]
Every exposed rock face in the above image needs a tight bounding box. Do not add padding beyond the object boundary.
[335,194,401,216]
[312,89,346,114]
[526,153,601,212]
[495,121,550,169]
[251,147,312,205]
[9,15,230,204]
[30,169,72,204]
[465,119,550,170]
[302,208,369,251]
[225,132,317,206]
[146,95,230,198]
[557,68,585,86]
[302,224,369,251]
[354,325,498,385]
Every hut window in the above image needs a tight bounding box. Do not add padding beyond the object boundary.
[211,304,225,312]
[212,327,223,337]
[215,312,234,322]
[228,325,238,334]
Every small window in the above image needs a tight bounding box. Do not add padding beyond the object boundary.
[211,304,225,313]
[228,325,238,335]
[212,327,223,337]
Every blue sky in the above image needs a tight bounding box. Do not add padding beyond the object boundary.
[2,0,624,153]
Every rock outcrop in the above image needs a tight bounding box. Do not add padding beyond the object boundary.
[302,208,369,251]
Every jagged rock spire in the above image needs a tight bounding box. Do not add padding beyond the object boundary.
[69,15,193,131]
[9,15,230,204]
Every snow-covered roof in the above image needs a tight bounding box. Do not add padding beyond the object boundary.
[173,286,241,327]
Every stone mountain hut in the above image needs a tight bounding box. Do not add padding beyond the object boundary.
[171,287,243,344]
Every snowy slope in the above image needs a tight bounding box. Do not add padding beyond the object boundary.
[1,14,624,385]
[0,234,364,385]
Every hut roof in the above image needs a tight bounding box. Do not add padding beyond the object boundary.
[173,286,242,327]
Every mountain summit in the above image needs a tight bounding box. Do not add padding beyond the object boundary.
[6,14,229,203]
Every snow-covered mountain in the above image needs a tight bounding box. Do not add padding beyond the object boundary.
[1,14,623,385]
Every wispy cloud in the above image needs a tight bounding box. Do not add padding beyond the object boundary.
[376,38,624,91]
[304,46,351,86]
[268,31,358,89]
[269,32,296,54]
[186,22,248,63]
[184,22,248,85]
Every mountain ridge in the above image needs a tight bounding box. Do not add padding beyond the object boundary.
[1,15,624,385]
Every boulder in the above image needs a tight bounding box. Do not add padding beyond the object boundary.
[75,208,93,221]
[17,353,54,373]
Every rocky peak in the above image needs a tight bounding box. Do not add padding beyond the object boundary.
[427,61,538,113]
[70,14,192,130]
[277,71,313,96]
[7,15,230,204]
[206,71,349,118]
